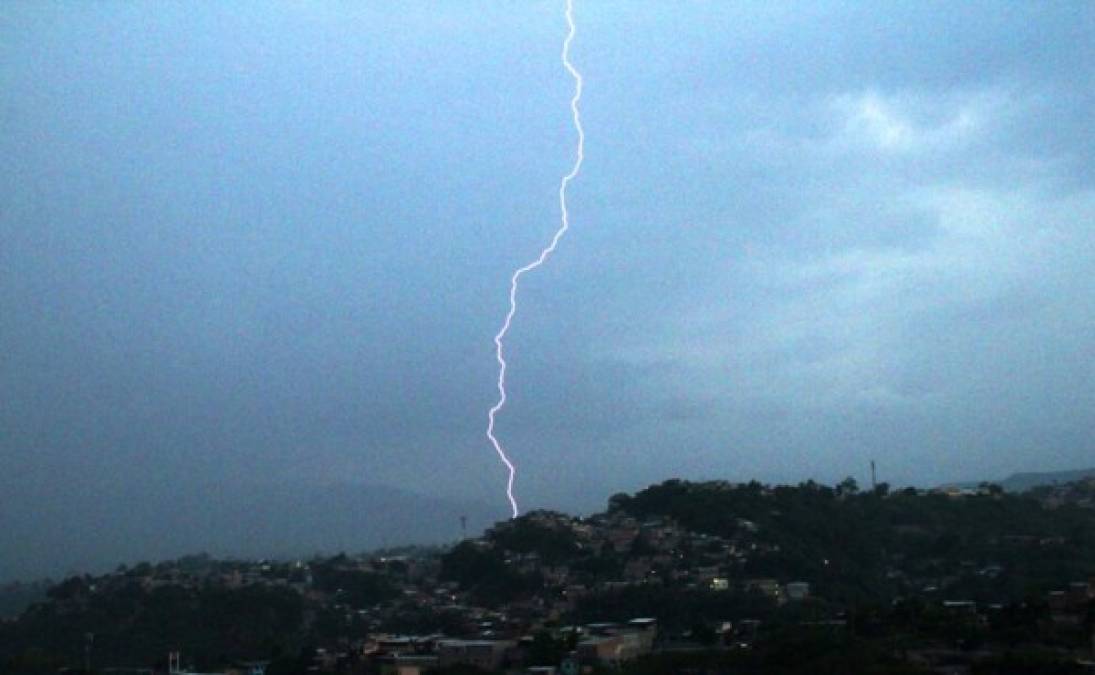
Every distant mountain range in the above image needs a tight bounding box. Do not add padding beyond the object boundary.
[943,467,1095,493]
[0,481,505,584]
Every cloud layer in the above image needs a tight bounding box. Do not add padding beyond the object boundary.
[2,1,1092,578]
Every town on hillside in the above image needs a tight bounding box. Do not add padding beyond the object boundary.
[4,477,1095,674]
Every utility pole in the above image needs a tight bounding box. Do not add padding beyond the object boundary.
[870,460,878,491]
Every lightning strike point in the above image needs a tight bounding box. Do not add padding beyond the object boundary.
[487,0,584,518]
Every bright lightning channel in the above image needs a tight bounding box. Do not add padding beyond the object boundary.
[487,0,584,518]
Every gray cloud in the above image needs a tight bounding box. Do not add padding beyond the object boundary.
[1,1,1092,580]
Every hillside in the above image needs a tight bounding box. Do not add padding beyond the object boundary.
[942,467,1095,493]
[1000,468,1095,492]
[3,478,1095,674]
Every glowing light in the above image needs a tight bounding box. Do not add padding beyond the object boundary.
[487,0,584,518]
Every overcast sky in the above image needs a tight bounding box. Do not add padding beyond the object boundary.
[3,1,1093,574]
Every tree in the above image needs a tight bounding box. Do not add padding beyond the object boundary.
[608,492,632,512]
[836,477,859,497]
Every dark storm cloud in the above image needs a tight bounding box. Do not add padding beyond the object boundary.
[1,1,1092,579]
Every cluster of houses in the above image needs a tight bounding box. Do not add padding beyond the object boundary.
[55,511,816,673]
[362,618,658,675]
[485,510,797,602]
[27,492,1095,674]
[152,619,659,675]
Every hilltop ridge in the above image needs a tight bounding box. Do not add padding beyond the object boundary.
[3,476,1095,673]
[942,467,1095,493]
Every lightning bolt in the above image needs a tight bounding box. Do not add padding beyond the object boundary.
[487,0,584,518]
